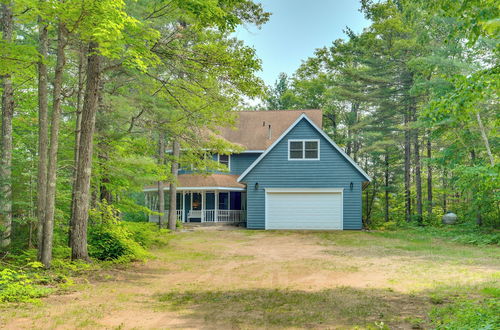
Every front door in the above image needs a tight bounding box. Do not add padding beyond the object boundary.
[189,192,202,222]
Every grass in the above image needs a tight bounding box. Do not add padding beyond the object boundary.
[1,227,498,329]
[157,287,414,328]
[153,229,499,328]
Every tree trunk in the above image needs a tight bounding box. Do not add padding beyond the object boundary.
[69,43,86,246]
[41,24,66,267]
[0,2,14,248]
[475,111,495,166]
[469,148,483,225]
[384,151,389,223]
[70,42,101,261]
[366,184,376,225]
[404,108,411,222]
[414,128,423,224]
[97,141,113,204]
[442,169,447,213]
[157,132,165,228]
[36,11,49,257]
[168,139,180,231]
[426,136,432,220]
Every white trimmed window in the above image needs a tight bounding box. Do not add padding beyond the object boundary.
[218,154,230,169]
[288,140,320,160]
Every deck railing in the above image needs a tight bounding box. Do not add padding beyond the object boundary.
[217,210,245,222]
[185,209,245,222]
[151,209,245,223]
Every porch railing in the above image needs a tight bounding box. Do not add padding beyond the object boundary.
[150,209,245,223]
[184,209,245,223]
[204,210,245,223]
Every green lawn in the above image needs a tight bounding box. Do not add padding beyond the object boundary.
[1,227,498,329]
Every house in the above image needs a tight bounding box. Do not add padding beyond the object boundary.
[144,109,371,230]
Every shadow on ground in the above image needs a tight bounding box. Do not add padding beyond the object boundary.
[155,286,430,329]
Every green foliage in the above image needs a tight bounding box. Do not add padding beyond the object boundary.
[122,221,171,248]
[430,297,500,329]
[88,202,150,262]
[377,221,398,231]
[262,0,498,228]
[0,268,51,303]
[375,224,500,246]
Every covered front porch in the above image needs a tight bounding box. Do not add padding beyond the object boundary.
[144,174,247,224]
[175,190,246,223]
[145,190,246,223]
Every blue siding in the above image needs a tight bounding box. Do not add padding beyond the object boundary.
[242,119,366,230]
[228,153,260,175]
[179,152,260,176]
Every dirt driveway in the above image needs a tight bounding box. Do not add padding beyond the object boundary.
[1,227,498,329]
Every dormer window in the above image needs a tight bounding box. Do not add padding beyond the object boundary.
[218,154,230,169]
[288,140,320,160]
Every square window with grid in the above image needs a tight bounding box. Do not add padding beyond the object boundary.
[288,140,319,160]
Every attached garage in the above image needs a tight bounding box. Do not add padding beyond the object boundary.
[265,188,343,230]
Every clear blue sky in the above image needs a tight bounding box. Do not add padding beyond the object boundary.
[233,0,370,86]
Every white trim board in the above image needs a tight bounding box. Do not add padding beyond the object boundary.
[265,188,344,193]
[237,113,371,182]
[143,186,246,192]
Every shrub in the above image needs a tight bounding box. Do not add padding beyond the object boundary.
[430,297,500,329]
[0,268,51,303]
[377,221,398,231]
[88,222,150,262]
[88,201,150,262]
[122,222,170,248]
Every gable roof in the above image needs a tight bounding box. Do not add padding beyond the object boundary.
[217,109,322,150]
[237,114,372,182]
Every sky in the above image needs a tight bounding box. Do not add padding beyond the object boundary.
[233,0,370,87]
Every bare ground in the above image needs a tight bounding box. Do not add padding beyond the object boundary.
[1,227,498,329]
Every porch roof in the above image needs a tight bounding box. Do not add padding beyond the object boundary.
[144,174,246,191]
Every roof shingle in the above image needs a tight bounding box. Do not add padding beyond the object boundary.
[144,174,245,190]
[217,109,322,150]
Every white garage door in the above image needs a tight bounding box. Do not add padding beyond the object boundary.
[265,188,343,230]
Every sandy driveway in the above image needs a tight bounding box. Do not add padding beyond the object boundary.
[1,228,498,329]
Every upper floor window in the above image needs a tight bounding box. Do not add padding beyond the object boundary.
[218,154,230,169]
[288,140,319,160]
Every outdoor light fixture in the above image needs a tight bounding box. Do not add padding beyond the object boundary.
[255,182,259,190]
[350,182,353,190]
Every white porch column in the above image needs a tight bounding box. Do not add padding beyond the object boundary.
[182,191,186,223]
[201,191,205,222]
[215,190,219,222]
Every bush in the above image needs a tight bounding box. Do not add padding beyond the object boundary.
[377,221,398,231]
[122,222,170,248]
[0,268,51,303]
[373,222,499,246]
[430,297,500,329]
[88,222,150,262]
[415,224,500,246]
[88,201,150,262]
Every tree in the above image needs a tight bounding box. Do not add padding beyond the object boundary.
[265,73,292,110]
[0,1,14,248]
[40,22,67,267]
[168,140,180,231]
[36,0,49,258]
[71,41,101,260]
[157,132,166,228]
